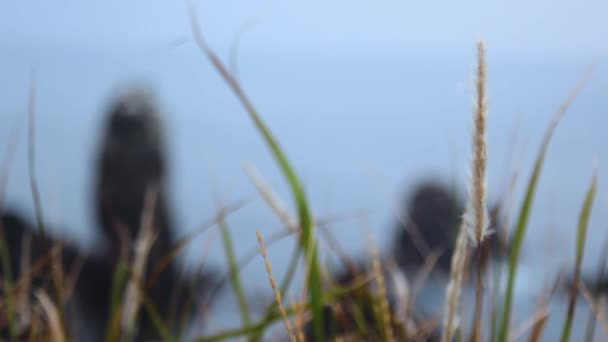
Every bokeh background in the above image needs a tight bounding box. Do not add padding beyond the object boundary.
[1,1,607,337]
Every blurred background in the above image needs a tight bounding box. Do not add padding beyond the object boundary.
[1,0,607,338]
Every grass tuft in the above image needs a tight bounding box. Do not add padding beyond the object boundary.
[0,21,604,342]
[497,64,595,342]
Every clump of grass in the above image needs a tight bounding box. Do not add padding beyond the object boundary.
[497,63,595,342]
[1,14,605,342]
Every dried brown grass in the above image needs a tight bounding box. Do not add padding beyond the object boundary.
[256,231,296,342]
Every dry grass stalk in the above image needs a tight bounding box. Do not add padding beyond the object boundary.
[121,187,159,334]
[27,307,45,341]
[509,305,549,342]
[466,40,490,246]
[226,211,360,285]
[441,220,469,342]
[542,63,596,150]
[369,234,394,342]
[578,280,608,334]
[411,250,441,298]
[389,263,411,339]
[63,254,86,304]
[526,312,549,342]
[244,163,297,232]
[290,296,305,342]
[256,230,295,342]
[49,244,66,303]
[393,199,431,259]
[150,195,253,289]
[35,290,66,342]
[466,40,490,342]
[317,223,359,274]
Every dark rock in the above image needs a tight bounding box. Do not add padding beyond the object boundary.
[392,180,509,274]
[93,86,217,340]
[94,86,172,264]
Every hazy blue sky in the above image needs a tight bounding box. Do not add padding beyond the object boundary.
[1,1,606,58]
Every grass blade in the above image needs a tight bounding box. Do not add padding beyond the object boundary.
[442,221,470,342]
[139,284,176,342]
[27,69,45,236]
[497,65,594,342]
[35,290,66,342]
[218,213,251,325]
[105,260,129,342]
[188,7,324,341]
[527,312,549,342]
[560,167,597,342]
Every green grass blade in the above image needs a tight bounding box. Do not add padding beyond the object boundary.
[560,169,597,342]
[497,66,594,342]
[26,70,45,238]
[105,260,129,342]
[218,215,251,326]
[189,9,324,341]
[140,286,176,342]
[277,242,302,301]
[496,144,547,342]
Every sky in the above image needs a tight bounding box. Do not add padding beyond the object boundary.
[1,1,606,59]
